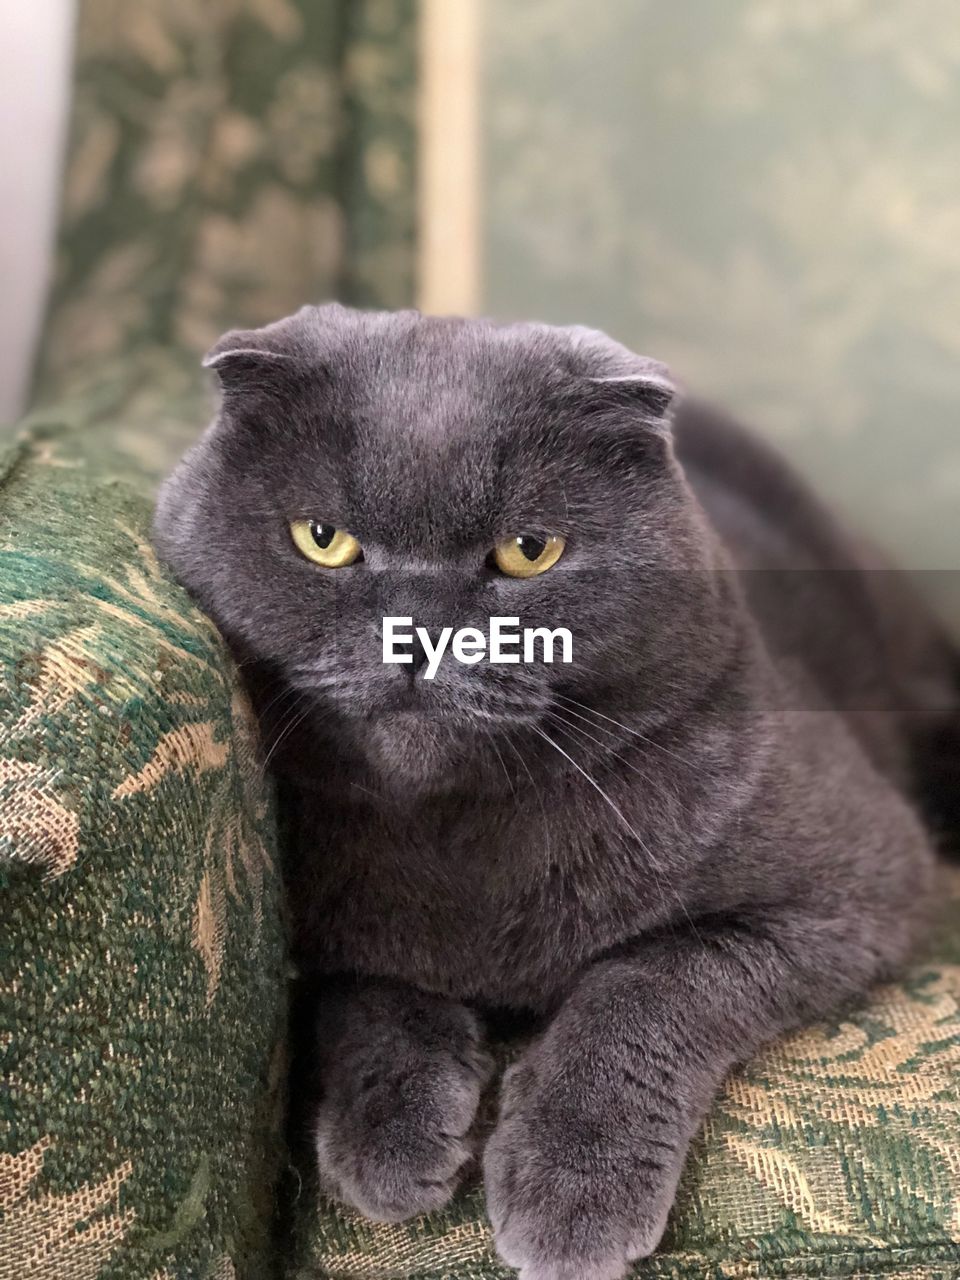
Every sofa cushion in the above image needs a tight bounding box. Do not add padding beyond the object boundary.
[0,423,287,1280]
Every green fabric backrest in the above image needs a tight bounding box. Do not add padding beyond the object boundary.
[34,0,417,408]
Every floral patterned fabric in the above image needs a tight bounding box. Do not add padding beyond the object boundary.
[33,0,417,476]
[0,426,287,1279]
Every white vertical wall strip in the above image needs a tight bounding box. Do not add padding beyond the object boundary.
[417,0,481,316]
[0,0,76,421]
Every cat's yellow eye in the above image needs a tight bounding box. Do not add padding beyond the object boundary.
[290,519,362,568]
[492,534,565,579]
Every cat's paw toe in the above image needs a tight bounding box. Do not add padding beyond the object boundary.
[316,1041,491,1221]
[319,1116,470,1221]
[494,1234,634,1280]
[483,1062,673,1280]
[484,1143,641,1280]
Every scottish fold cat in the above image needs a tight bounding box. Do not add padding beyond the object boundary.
[155,305,958,1280]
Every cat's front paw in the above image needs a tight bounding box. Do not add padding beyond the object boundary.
[484,1056,683,1280]
[316,1034,492,1222]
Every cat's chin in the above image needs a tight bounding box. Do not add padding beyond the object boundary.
[361,711,469,796]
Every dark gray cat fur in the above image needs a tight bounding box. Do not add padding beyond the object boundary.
[154,305,959,1280]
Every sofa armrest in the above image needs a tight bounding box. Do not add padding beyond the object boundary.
[0,423,287,1280]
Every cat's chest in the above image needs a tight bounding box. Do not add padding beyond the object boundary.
[291,794,650,1010]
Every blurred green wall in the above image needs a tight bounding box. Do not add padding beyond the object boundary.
[480,0,960,602]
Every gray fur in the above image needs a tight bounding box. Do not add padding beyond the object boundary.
[154,304,957,1279]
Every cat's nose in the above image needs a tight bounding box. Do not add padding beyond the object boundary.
[408,629,444,678]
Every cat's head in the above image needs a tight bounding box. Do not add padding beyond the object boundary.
[154,305,717,796]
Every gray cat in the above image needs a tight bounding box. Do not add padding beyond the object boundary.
[154,304,958,1280]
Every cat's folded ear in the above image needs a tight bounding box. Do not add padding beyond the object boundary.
[202,304,348,392]
[203,323,301,392]
[565,326,678,435]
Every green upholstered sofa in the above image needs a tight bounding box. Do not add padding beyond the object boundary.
[2,4,959,1278]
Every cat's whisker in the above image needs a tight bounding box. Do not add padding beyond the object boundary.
[535,721,679,920]
[349,780,388,805]
[462,705,540,728]
[262,709,314,773]
[261,694,315,772]
[532,726,663,871]
[261,695,308,756]
[484,729,519,803]
[547,711,684,824]
[297,677,358,692]
[292,670,372,695]
[532,725,703,943]
[289,663,344,680]
[257,681,302,723]
[229,654,265,671]
[548,711,648,782]
[502,731,553,867]
[554,693,697,769]
[559,657,688,708]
